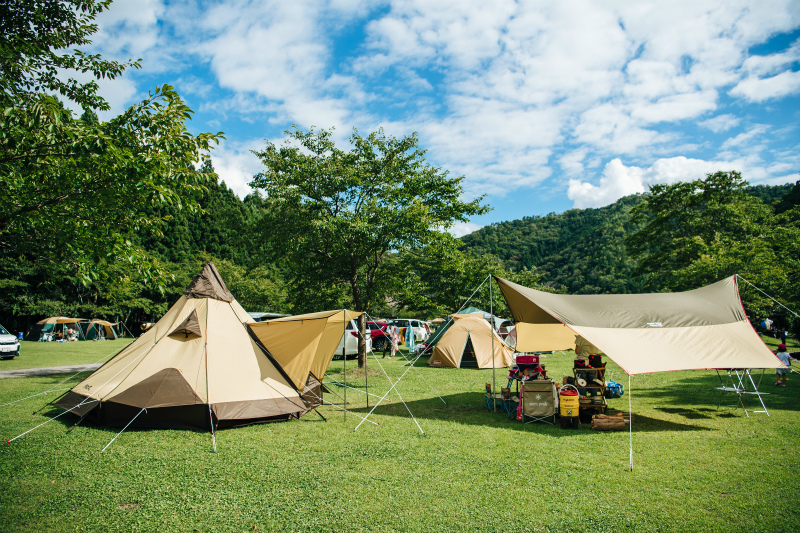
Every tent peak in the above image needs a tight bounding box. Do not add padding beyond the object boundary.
[184,261,234,302]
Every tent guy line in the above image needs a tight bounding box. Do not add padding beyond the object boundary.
[7,339,159,445]
[363,311,447,406]
[737,275,800,322]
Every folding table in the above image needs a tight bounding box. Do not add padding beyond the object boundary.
[715,368,770,417]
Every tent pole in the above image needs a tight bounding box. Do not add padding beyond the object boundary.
[629,374,633,471]
[364,314,368,410]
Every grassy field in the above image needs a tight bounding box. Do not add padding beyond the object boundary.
[0,338,798,533]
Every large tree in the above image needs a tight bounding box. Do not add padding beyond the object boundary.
[0,0,222,289]
[625,171,799,319]
[251,126,489,365]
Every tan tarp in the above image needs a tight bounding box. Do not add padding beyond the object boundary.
[428,314,514,368]
[248,310,363,390]
[56,262,305,428]
[494,275,785,375]
[87,319,119,339]
[37,316,86,324]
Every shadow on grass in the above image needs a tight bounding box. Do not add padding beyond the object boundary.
[632,371,800,413]
[344,391,715,435]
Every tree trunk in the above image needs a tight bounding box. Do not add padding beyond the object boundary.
[357,313,366,368]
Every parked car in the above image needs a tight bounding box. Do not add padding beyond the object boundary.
[391,319,429,342]
[0,323,20,360]
[367,321,393,351]
[333,320,372,360]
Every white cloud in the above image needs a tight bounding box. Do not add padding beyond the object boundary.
[567,156,737,208]
[729,70,800,102]
[720,125,770,150]
[209,138,266,198]
[448,221,484,238]
[699,114,741,133]
[630,90,718,123]
[93,0,166,63]
[78,0,800,221]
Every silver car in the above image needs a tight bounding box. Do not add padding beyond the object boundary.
[0,324,20,360]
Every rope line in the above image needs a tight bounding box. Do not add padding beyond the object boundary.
[737,275,800,320]
[364,311,446,405]
[7,399,99,444]
[101,408,147,452]
[0,388,71,408]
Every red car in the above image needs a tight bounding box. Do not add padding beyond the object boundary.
[366,321,392,351]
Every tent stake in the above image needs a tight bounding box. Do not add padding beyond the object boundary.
[208,405,217,453]
[66,409,91,434]
[343,342,347,422]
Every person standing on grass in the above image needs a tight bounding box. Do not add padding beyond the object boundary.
[390,325,400,357]
[775,343,792,386]
[382,325,394,358]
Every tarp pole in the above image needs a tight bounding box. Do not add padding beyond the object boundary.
[343,336,347,422]
[629,373,633,471]
[491,276,496,411]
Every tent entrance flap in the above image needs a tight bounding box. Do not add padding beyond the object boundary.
[460,335,478,368]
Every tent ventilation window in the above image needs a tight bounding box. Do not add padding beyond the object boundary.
[169,310,202,339]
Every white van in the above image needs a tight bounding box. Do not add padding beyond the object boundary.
[0,324,20,360]
[333,320,372,359]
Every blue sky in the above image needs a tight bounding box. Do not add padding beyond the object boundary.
[84,0,800,236]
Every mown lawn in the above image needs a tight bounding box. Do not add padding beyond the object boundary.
[0,339,798,532]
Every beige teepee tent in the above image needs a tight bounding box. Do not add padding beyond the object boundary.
[427,314,513,368]
[56,262,306,429]
[248,310,363,407]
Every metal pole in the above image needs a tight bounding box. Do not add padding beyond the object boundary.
[343,341,347,422]
[364,315,368,410]
[628,374,633,471]
[491,275,496,411]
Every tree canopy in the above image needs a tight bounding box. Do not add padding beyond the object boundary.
[0,0,222,288]
[251,126,490,314]
[625,171,800,328]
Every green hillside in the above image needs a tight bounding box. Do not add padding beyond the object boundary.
[460,183,794,294]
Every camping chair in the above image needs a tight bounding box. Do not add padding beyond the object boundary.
[521,380,557,424]
[485,383,517,414]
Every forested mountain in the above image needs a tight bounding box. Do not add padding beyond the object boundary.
[459,183,795,294]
